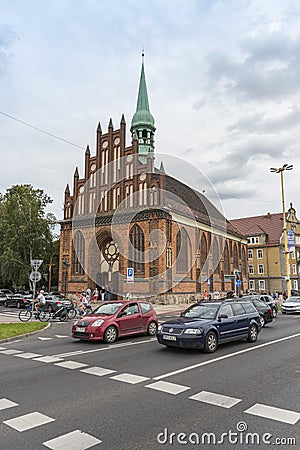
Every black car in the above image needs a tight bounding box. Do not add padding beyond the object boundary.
[3,293,32,309]
[235,296,273,327]
[44,295,72,313]
[157,301,262,353]
[0,292,7,306]
[246,294,278,318]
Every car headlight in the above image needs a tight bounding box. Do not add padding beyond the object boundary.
[74,320,79,326]
[91,319,104,327]
[158,324,163,331]
[184,328,202,335]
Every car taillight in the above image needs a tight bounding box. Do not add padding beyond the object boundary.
[270,308,272,314]
[56,302,61,305]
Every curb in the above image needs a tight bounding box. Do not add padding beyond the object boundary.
[0,322,51,344]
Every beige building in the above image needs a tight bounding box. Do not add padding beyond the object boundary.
[231,204,300,295]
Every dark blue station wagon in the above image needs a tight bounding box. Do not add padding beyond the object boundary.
[157,301,262,353]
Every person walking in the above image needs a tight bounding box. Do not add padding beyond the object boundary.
[213,290,220,301]
[93,287,99,303]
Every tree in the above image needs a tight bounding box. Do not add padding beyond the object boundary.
[0,184,58,290]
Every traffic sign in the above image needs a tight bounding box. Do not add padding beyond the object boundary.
[127,267,134,283]
[236,280,242,287]
[31,259,43,270]
[30,271,41,282]
[207,277,210,286]
[224,274,235,280]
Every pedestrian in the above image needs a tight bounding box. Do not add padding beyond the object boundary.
[203,289,209,300]
[106,290,111,302]
[86,287,91,301]
[93,287,99,303]
[100,288,105,302]
[125,292,132,301]
[213,290,220,300]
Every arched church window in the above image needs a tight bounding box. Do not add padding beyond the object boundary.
[72,231,85,275]
[129,225,145,275]
[176,228,190,274]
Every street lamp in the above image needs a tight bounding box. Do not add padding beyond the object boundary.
[270,164,293,297]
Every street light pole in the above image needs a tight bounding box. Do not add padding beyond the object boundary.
[270,164,293,298]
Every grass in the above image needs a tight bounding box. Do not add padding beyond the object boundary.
[0,322,48,339]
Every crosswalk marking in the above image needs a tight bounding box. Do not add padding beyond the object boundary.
[80,367,116,377]
[0,398,19,410]
[33,356,64,363]
[245,403,300,425]
[3,412,55,432]
[15,352,42,359]
[38,337,53,341]
[54,361,88,370]
[189,391,241,408]
[0,349,23,355]
[145,381,190,395]
[43,429,102,449]
[55,335,69,338]
[110,373,150,384]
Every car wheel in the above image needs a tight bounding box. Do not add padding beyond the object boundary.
[259,315,266,327]
[247,324,258,342]
[147,321,157,336]
[272,308,277,318]
[104,326,118,343]
[204,331,217,353]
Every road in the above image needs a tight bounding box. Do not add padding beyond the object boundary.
[0,307,299,449]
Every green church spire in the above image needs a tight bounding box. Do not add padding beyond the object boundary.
[131,52,155,163]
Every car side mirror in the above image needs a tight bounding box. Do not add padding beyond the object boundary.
[218,314,228,321]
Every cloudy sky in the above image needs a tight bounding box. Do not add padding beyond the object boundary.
[1,0,300,221]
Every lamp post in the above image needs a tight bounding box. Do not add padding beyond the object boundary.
[270,164,293,298]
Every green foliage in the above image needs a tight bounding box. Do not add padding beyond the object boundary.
[0,184,59,289]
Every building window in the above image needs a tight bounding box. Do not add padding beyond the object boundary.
[89,192,95,213]
[248,237,259,244]
[259,280,265,291]
[258,264,264,274]
[129,225,145,275]
[248,249,253,259]
[166,248,172,268]
[176,228,190,274]
[72,231,85,275]
[249,280,255,291]
[292,264,297,275]
[257,249,263,259]
[294,280,298,291]
[249,264,254,275]
[290,251,295,260]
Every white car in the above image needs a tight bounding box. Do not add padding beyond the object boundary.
[281,296,300,314]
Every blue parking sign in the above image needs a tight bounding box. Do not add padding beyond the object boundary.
[236,280,241,287]
[127,267,134,282]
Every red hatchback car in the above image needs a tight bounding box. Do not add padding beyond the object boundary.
[71,300,158,343]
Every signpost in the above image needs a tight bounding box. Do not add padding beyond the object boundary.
[30,259,43,301]
[127,268,134,283]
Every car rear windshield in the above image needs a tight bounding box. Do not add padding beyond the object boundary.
[286,297,300,303]
[183,304,219,319]
[92,302,124,315]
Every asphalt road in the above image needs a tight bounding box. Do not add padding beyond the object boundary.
[0,309,299,450]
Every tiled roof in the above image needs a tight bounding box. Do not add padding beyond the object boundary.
[230,213,284,244]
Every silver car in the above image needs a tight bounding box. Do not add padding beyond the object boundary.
[281,296,300,314]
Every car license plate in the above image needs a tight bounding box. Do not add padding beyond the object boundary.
[76,327,86,332]
[162,335,176,341]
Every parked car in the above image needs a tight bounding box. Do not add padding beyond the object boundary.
[0,292,7,306]
[157,301,261,353]
[44,295,72,312]
[3,293,32,309]
[281,296,300,314]
[233,296,273,327]
[242,294,278,318]
[0,289,14,298]
[72,300,158,343]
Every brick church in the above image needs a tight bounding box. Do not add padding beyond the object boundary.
[59,56,248,299]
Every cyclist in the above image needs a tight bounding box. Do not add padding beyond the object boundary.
[34,289,46,317]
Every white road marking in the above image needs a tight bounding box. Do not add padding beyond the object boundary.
[189,391,241,408]
[38,337,53,341]
[54,338,156,358]
[54,361,88,370]
[33,356,64,363]
[145,381,190,395]
[0,346,7,350]
[15,352,42,359]
[55,335,69,338]
[154,332,300,380]
[0,349,23,355]
[43,429,102,449]
[110,373,150,384]
[0,398,19,410]
[3,412,55,432]
[245,403,300,425]
[80,367,116,377]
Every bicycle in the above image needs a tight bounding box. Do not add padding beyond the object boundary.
[39,303,77,322]
[19,302,45,322]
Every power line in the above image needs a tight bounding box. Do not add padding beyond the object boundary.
[0,111,85,149]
